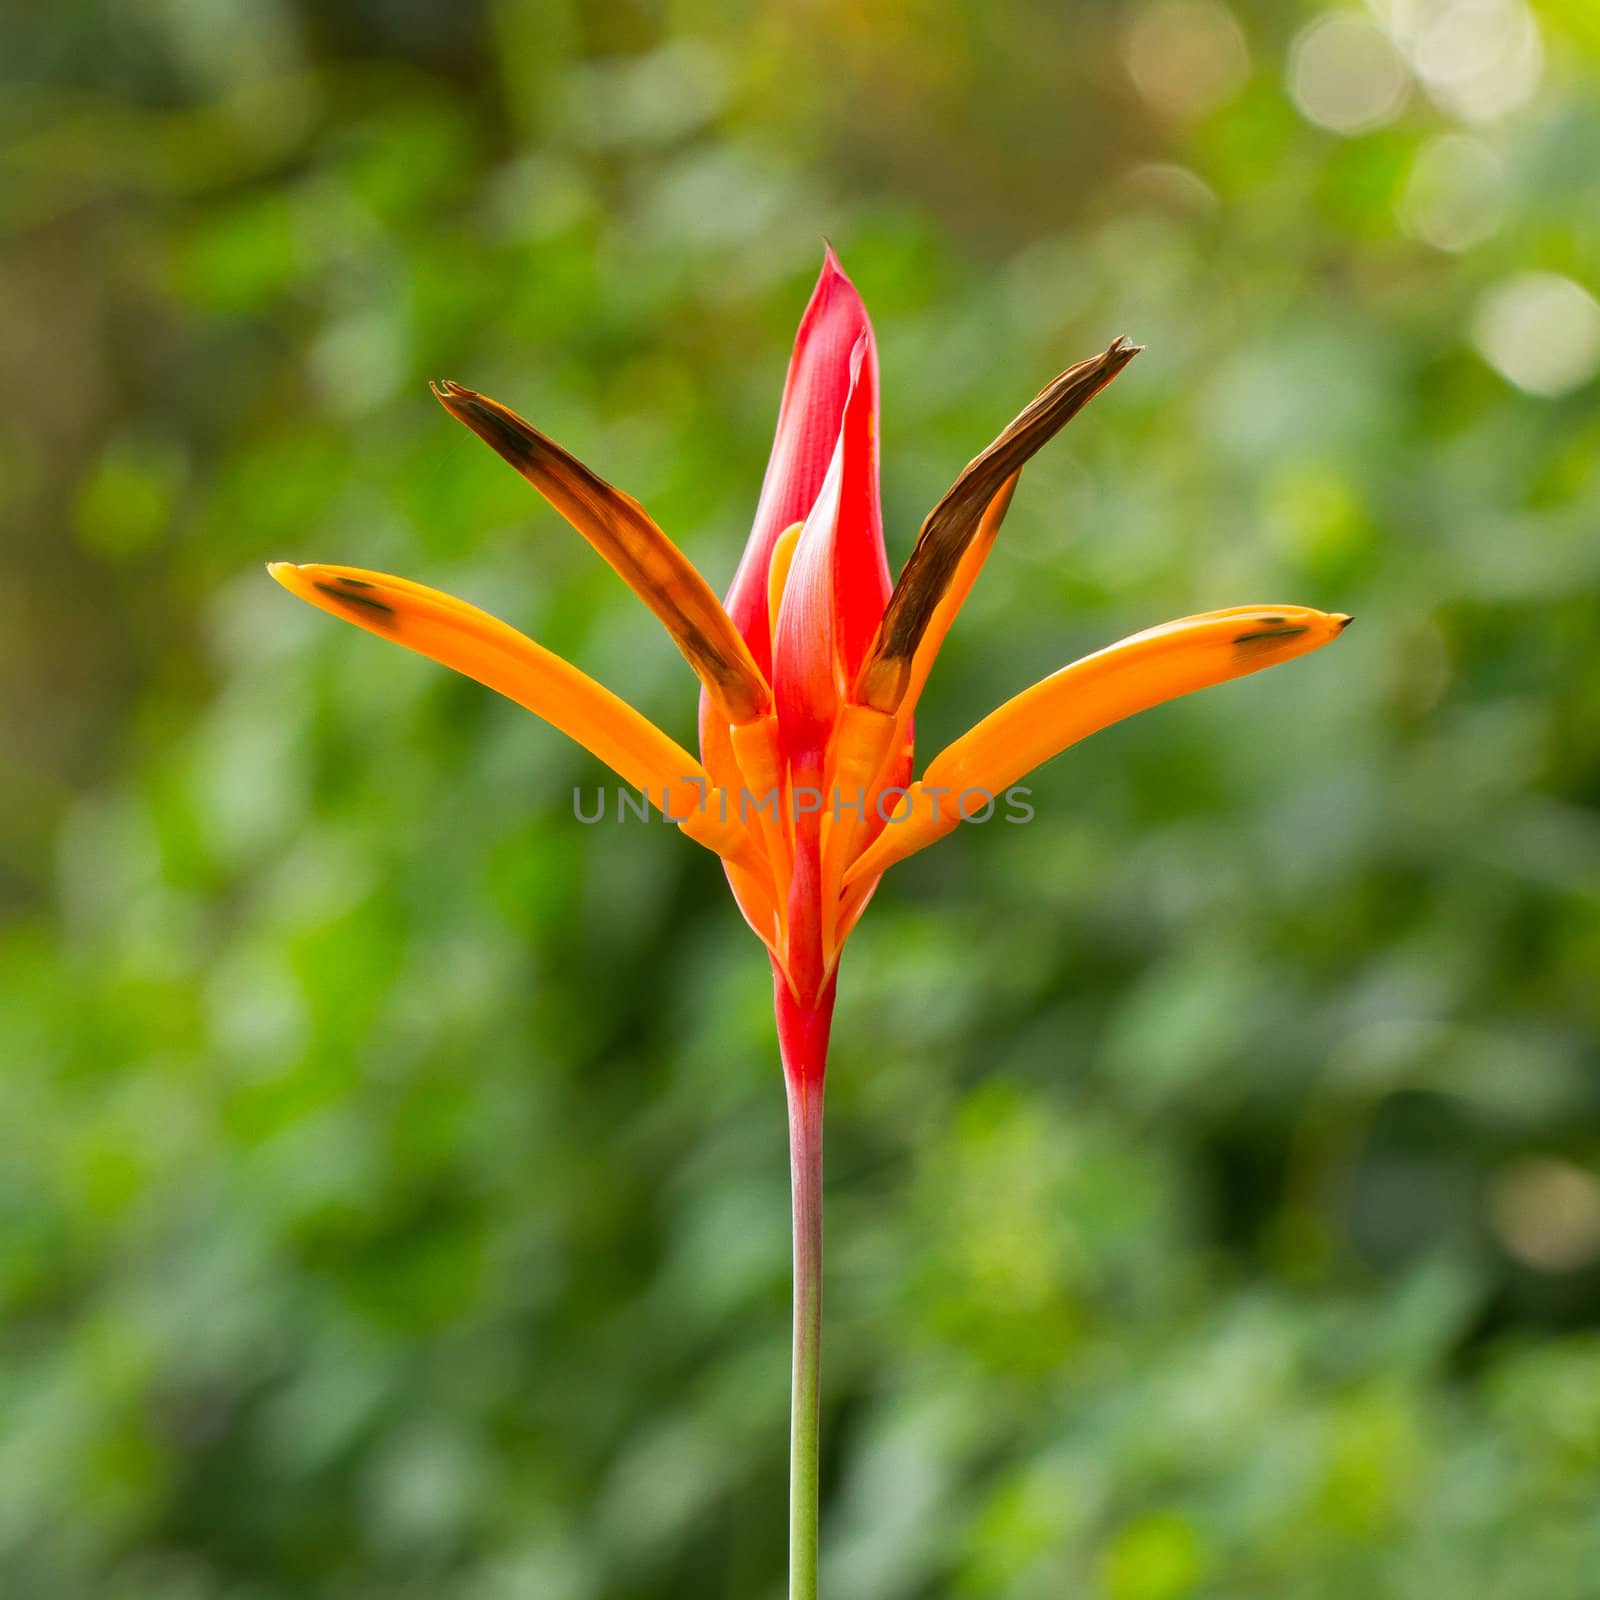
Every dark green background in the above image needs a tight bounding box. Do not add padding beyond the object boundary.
[4,2,1599,1596]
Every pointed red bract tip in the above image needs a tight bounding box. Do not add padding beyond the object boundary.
[716,250,876,684]
[772,328,887,758]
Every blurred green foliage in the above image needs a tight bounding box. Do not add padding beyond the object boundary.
[4,1,1600,1596]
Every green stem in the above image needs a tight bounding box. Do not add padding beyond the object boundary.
[786,1070,824,1600]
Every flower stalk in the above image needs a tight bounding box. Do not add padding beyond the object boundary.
[776,973,834,1600]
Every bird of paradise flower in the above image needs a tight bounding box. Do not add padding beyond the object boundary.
[271,248,1349,1597]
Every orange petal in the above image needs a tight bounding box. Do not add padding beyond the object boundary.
[845,605,1352,882]
[855,338,1140,714]
[431,382,770,726]
[268,562,761,869]
[894,472,1018,721]
[820,474,1018,914]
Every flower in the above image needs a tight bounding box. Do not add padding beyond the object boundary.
[270,247,1348,1070]
[269,247,1349,1595]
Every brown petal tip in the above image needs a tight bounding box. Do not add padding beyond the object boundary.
[856,336,1142,713]
[430,379,481,413]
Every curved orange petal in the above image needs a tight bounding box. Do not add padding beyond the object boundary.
[845,605,1352,883]
[268,562,762,871]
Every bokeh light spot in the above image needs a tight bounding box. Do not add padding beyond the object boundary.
[1289,12,1410,135]
[1125,0,1251,121]
[1371,0,1543,124]
[1492,1159,1600,1273]
[1472,272,1600,398]
[1397,133,1505,251]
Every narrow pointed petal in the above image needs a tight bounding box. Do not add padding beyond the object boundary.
[855,337,1141,714]
[722,247,881,679]
[895,472,1018,719]
[268,562,759,868]
[846,605,1353,882]
[432,382,769,726]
